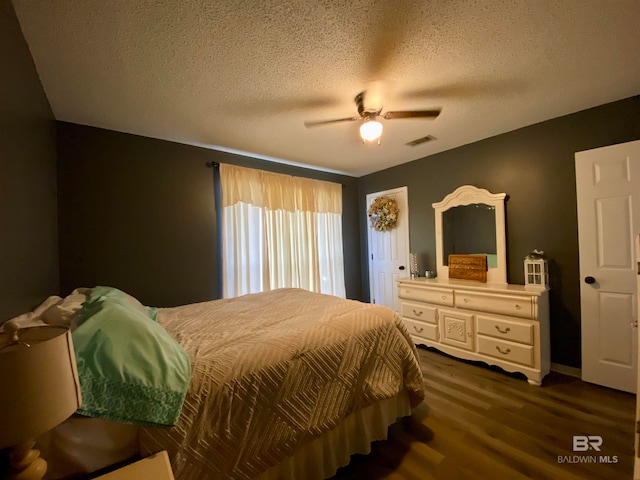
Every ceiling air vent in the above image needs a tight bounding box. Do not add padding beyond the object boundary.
[406,135,436,147]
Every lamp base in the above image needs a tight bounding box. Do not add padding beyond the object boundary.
[7,440,47,480]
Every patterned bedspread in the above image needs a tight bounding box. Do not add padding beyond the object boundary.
[139,288,425,479]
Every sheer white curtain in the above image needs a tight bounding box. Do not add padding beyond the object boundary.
[220,164,346,298]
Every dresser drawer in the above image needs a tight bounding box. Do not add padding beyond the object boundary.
[398,285,453,307]
[403,318,438,342]
[455,291,533,319]
[476,315,534,345]
[400,301,437,324]
[477,336,534,367]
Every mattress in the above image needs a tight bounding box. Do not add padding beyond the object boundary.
[139,288,425,480]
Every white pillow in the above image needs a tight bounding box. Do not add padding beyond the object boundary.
[40,292,87,331]
[2,295,63,330]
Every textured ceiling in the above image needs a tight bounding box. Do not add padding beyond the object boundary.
[12,0,640,177]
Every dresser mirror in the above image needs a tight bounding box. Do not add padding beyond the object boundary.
[433,185,507,284]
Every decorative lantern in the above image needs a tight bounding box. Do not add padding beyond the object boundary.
[524,249,549,289]
[410,253,418,278]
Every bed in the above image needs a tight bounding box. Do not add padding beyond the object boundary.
[12,287,426,480]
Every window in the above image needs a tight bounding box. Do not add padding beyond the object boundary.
[220,164,346,298]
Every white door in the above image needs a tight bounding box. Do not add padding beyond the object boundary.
[575,140,640,393]
[367,187,410,312]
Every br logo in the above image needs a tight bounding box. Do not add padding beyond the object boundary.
[573,435,603,452]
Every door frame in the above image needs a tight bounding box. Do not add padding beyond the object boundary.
[635,233,640,479]
[366,186,410,308]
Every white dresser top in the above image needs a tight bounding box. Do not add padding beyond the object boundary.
[397,277,548,296]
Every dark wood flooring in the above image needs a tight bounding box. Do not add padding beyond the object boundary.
[330,346,636,480]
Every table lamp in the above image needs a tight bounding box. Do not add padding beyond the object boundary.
[0,321,82,480]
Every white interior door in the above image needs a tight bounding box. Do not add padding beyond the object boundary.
[576,140,640,393]
[367,187,410,312]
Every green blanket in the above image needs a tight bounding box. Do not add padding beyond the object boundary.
[72,288,191,426]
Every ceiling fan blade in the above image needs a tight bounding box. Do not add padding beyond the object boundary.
[304,117,360,128]
[401,79,529,101]
[365,3,418,79]
[383,110,441,120]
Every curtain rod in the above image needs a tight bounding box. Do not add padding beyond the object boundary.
[205,161,345,187]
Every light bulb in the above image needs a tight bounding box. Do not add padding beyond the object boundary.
[360,120,383,142]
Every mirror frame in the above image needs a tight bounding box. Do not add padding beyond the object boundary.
[433,185,507,284]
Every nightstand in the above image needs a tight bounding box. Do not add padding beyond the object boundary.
[94,451,174,480]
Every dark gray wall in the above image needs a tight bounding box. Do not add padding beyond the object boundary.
[5,0,638,366]
[359,95,640,368]
[0,0,59,321]
[56,122,361,307]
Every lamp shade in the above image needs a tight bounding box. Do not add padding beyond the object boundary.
[0,325,82,449]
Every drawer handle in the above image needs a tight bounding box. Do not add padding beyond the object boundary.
[495,326,511,334]
[441,295,446,300]
[463,298,469,303]
[412,309,423,316]
[496,346,511,355]
[413,325,424,333]
[515,304,521,310]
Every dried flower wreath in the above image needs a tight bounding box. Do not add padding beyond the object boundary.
[367,196,399,232]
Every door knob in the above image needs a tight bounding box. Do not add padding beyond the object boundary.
[584,276,596,284]
[399,265,405,270]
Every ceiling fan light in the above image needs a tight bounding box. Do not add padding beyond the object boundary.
[360,120,383,142]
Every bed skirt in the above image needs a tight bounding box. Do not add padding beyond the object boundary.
[256,389,413,480]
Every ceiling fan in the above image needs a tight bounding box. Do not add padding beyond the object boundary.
[304,91,441,144]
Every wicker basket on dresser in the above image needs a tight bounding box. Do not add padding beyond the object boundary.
[398,277,550,385]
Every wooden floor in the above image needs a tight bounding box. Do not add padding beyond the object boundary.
[330,346,636,480]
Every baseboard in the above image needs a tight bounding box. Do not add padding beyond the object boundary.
[550,362,581,378]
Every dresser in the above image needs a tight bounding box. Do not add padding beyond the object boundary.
[397,277,550,385]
